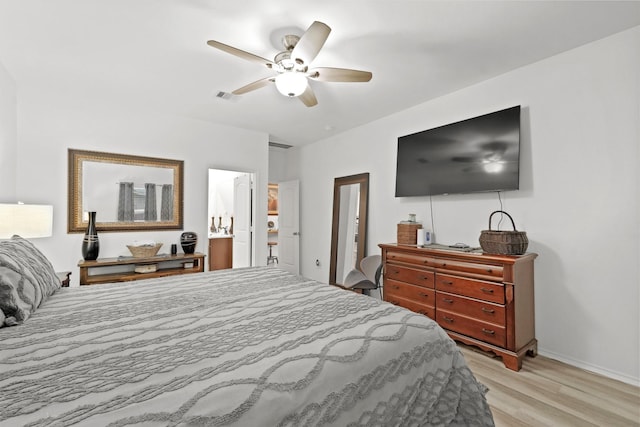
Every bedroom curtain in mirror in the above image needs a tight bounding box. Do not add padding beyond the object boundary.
[144,183,157,221]
[117,182,134,221]
[161,184,173,221]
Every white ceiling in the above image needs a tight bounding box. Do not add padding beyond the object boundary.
[1,1,639,146]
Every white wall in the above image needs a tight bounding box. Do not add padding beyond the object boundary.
[0,60,17,201]
[295,27,640,385]
[15,101,270,286]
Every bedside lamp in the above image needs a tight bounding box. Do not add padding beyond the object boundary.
[0,203,53,239]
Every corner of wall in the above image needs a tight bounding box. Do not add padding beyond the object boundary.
[0,59,17,201]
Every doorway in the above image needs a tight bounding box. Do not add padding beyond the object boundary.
[208,169,255,270]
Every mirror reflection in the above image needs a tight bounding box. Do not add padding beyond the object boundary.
[68,149,183,232]
[329,173,369,286]
[82,162,175,223]
[334,183,361,282]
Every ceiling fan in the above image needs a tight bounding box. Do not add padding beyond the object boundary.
[207,21,372,107]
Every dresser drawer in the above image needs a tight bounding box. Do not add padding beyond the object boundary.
[435,274,505,304]
[437,310,506,347]
[386,250,504,280]
[437,291,505,326]
[431,259,504,280]
[386,296,435,320]
[385,279,435,307]
[385,265,434,288]
[386,251,435,268]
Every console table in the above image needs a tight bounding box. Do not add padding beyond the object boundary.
[379,243,537,371]
[78,253,205,286]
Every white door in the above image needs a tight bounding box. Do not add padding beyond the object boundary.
[277,180,299,274]
[232,174,252,267]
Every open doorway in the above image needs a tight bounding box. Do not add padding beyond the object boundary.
[208,169,255,270]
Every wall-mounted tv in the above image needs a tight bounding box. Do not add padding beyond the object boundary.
[395,106,521,197]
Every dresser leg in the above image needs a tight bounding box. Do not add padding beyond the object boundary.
[449,332,537,371]
[502,339,538,371]
[502,354,523,371]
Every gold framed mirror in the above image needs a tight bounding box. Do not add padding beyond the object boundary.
[329,173,369,286]
[68,149,184,232]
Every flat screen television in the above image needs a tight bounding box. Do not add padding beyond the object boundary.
[395,106,521,197]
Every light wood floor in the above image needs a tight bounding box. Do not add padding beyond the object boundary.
[458,344,640,426]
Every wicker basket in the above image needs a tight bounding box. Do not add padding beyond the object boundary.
[479,211,528,255]
[397,222,422,245]
[127,243,163,258]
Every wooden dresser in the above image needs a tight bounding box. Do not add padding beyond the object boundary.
[379,243,537,371]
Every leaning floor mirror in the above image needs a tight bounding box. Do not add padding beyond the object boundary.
[329,173,369,286]
[68,149,184,232]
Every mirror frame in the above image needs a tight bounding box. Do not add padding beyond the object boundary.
[68,149,184,232]
[329,172,369,286]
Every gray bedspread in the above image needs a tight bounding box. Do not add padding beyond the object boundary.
[0,267,494,426]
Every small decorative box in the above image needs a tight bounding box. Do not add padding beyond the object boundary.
[397,221,422,245]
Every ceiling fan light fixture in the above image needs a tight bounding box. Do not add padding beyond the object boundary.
[275,72,307,97]
[483,161,504,173]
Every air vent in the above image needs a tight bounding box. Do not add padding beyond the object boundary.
[269,142,293,149]
[216,91,233,100]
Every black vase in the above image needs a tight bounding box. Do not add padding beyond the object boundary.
[82,211,100,260]
[180,231,197,254]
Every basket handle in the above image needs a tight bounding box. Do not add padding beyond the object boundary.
[488,210,518,231]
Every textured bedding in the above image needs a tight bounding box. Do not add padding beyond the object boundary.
[0,267,494,426]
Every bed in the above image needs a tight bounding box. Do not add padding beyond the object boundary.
[1,237,494,426]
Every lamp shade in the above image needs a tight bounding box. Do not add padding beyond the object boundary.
[275,72,307,97]
[0,204,53,238]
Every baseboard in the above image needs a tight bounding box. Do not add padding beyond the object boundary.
[538,348,639,387]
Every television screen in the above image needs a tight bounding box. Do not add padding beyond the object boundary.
[395,106,521,197]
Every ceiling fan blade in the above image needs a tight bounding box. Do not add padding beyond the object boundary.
[207,40,275,69]
[291,21,331,66]
[232,77,275,95]
[308,67,372,82]
[298,84,318,107]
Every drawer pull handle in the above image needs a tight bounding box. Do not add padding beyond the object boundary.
[389,300,400,306]
[481,307,495,314]
[442,316,454,323]
[482,328,496,336]
[480,287,494,294]
[441,280,454,285]
[418,292,429,298]
[442,298,454,304]
[392,285,400,290]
